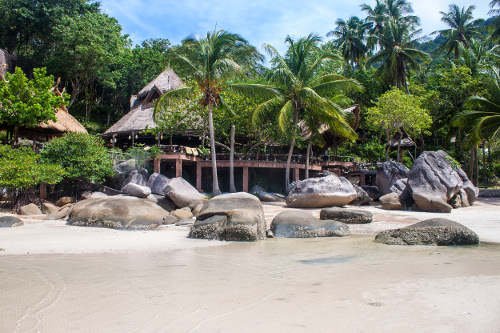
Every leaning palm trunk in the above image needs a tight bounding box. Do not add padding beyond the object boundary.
[285,135,296,191]
[208,103,221,196]
[229,124,236,193]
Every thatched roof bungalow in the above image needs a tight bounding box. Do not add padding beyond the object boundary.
[103,68,185,143]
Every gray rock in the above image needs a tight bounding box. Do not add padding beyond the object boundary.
[0,216,23,227]
[44,204,73,220]
[114,159,137,175]
[164,177,206,209]
[376,161,409,195]
[407,151,478,213]
[189,192,266,241]
[350,185,373,206]
[390,178,408,195]
[163,215,180,225]
[121,168,148,189]
[67,196,169,230]
[55,197,73,207]
[171,207,193,220]
[286,175,357,208]
[250,185,285,203]
[146,194,176,212]
[361,185,381,201]
[122,183,151,198]
[41,202,59,215]
[320,207,373,224]
[375,218,479,245]
[176,219,195,226]
[19,203,41,215]
[147,173,171,195]
[271,211,350,238]
[379,193,403,210]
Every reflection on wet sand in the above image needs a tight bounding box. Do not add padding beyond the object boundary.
[1,236,500,332]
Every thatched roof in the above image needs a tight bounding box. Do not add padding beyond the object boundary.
[17,109,88,138]
[103,68,185,136]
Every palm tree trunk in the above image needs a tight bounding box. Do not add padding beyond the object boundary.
[385,129,390,161]
[469,145,475,182]
[285,136,296,191]
[482,141,486,184]
[208,102,221,196]
[229,124,236,193]
[474,145,479,186]
[305,142,311,179]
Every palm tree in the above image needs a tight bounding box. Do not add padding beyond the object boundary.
[456,39,500,80]
[489,0,500,43]
[327,17,371,71]
[383,0,420,26]
[366,20,430,92]
[230,34,362,190]
[154,29,262,195]
[433,5,484,58]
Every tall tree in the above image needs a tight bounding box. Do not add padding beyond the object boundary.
[433,5,484,58]
[366,20,430,92]
[327,17,371,71]
[155,30,262,195]
[231,34,362,190]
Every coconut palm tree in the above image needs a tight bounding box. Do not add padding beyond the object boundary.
[433,5,484,58]
[488,0,500,43]
[366,20,430,92]
[230,34,362,190]
[327,17,371,71]
[154,29,263,196]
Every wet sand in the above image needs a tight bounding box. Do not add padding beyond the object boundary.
[1,198,500,332]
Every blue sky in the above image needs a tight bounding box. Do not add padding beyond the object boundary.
[100,0,492,57]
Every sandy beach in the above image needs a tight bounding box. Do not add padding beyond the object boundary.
[1,198,499,332]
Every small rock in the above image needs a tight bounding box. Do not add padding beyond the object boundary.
[122,183,151,198]
[19,203,42,215]
[44,204,73,221]
[41,202,59,215]
[320,207,373,224]
[379,193,403,210]
[56,197,73,207]
[171,207,193,220]
[163,215,180,225]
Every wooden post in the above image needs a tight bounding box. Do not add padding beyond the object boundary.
[243,166,249,192]
[154,157,160,174]
[175,158,182,178]
[196,162,202,192]
[40,182,47,200]
[294,168,300,181]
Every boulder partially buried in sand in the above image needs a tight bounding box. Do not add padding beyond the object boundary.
[320,207,372,224]
[67,196,169,230]
[286,175,357,208]
[189,192,266,241]
[271,211,350,238]
[0,216,23,227]
[375,218,479,246]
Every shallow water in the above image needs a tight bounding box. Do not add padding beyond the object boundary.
[1,236,500,332]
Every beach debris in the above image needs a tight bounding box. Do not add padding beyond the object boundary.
[189,192,266,241]
[271,211,350,238]
[375,218,479,246]
[286,175,357,208]
[18,203,42,216]
[320,207,373,224]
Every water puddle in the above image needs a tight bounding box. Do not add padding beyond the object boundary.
[298,256,356,265]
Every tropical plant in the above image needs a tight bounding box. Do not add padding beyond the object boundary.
[433,5,484,58]
[366,20,430,91]
[154,29,263,195]
[489,0,500,43]
[327,17,371,71]
[230,34,362,190]
[0,67,65,143]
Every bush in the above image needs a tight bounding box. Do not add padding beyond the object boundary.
[41,133,114,184]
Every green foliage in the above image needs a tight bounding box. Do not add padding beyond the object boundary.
[41,133,113,184]
[122,144,162,170]
[0,67,65,130]
[0,144,65,190]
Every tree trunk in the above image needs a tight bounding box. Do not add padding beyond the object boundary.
[229,124,236,193]
[208,103,221,196]
[469,145,475,183]
[482,141,487,184]
[397,130,402,163]
[458,130,467,173]
[474,146,479,186]
[385,129,390,161]
[285,135,296,191]
[305,142,311,179]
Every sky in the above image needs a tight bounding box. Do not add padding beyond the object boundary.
[99,0,493,57]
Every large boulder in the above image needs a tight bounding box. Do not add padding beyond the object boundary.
[164,177,206,210]
[67,196,169,230]
[107,159,137,190]
[376,161,409,195]
[286,175,357,208]
[121,183,151,198]
[320,207,373,224]
[147,173,171,195]
[250,185,285,203]
[41,202,59,215]
[350,184,373,206]
[271,211,350,238]
[375,218,479,246]
[361,185,381,201]
[189,192,266,241]
[121,168,148,190]
[44,204,73,221]
[406,150,478,213]
[19,204,42,215]
[0,216,23,227]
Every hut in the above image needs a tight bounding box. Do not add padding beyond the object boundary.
[102,68,189,148]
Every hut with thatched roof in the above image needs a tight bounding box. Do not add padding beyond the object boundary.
[103,68,189,147]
